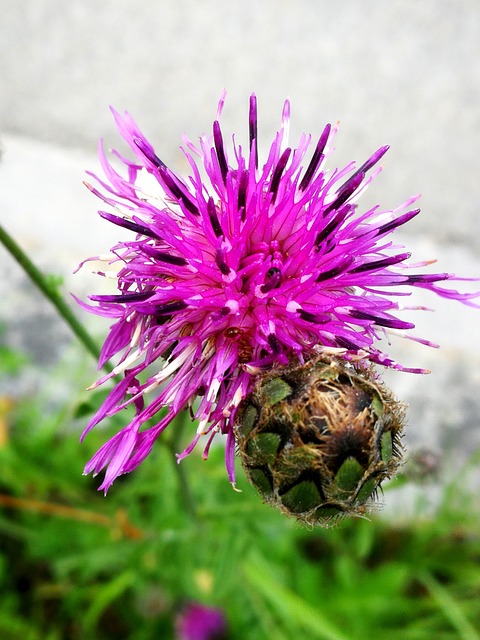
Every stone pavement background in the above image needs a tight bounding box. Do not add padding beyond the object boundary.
[1,1,480,508]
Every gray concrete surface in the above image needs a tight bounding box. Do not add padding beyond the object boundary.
[2,1,480,247]
[1,1,480,503]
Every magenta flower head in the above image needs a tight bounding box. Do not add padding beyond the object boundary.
[175,602,227,640]
[78,93,478,496]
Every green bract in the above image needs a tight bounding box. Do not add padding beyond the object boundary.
[235,356,405,526]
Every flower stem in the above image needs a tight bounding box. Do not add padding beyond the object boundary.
[0,223,102,366]
[167,411,198,523]
[0,493,144,540]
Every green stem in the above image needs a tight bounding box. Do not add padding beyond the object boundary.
[0,223,102,366]
[1,225,199,516]
[167,410,198,523]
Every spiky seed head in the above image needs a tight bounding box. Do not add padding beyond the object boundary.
[235,356,405,526]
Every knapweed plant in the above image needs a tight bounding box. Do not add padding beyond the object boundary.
[74,94,478,523]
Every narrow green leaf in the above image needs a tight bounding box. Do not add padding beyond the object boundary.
[83,570,136,631]
[243,555,349,640]
[417,571,480,640]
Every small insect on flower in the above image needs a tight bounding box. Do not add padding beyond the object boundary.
[77,92,479,515]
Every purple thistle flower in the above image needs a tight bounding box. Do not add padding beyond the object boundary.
[175,602,227,640]
[78,93,479,492]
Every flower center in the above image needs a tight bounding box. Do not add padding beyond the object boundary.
[239,240,286,299]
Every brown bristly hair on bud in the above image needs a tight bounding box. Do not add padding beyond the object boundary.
[234,355,405,526]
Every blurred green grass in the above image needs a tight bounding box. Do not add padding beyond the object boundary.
[1,345,479,640]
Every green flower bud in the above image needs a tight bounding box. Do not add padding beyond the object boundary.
[235,356,405,526]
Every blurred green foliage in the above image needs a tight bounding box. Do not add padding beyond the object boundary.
[1,347,479,640]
